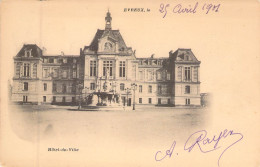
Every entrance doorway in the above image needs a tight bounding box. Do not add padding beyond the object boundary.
[128,98,131,106]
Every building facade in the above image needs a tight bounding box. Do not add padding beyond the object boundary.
[11,11,201,106]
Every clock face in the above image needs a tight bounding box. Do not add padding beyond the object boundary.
[104,42,113,51]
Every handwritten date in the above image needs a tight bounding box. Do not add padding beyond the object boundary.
[159,2,221,18]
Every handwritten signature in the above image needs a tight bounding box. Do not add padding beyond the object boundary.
[159,2,221,18]
[155,129,243,167]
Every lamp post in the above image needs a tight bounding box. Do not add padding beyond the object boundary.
[131,83,137,110]
[124,88,131,106]
[84,87,89,104]
[78,83,84,110]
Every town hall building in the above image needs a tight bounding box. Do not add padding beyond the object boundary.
[11,11,201,106]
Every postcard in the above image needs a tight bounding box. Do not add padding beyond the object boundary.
[0,0,260,167]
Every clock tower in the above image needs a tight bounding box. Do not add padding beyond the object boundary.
[105,10,112,30]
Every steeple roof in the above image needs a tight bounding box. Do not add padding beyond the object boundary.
[105,10,112,30]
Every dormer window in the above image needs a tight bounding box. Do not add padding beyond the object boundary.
[184,55,191,61]
[25,49,32,57]
[49,58,54,63]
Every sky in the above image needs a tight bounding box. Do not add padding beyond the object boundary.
[1,0,260,94]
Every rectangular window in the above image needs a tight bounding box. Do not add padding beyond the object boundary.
[103,61,113,76]
[193,67,198,81]
[167,73,171,80]
[90,61,97,76]
[33,64,37,78]
[168,99,171,104]
[185,67,191,81]
[139,98,142,104]
[72,70,77,78]
[44,83,47,91]
[23,82,28,91]
[53,96,56,102]
[15,63,21,77]
[139,85,142,93]
[148,71,153,81]
[53,83,57,92]
[53,69,58,78]
[185,85,191,94]
[148,98,152,104]
[62,97,66,102]
[158,85,162,94]
[23,64,30,77]
[72,97,76,102]
[157,72,162,80]
[43,69,48,78]
[158,98,161,104]
[148,85,152,93]
[62,84,66,93]
[177,67,182,81]
[167,86,172,94]
[119,61,126,77]
[23,95,28,102]
[62,70,67,78]
[72,83,76,93]
[186,98,190,105]
[139,71,143,80]
[43,96,46,102]
[120,83,125,91]
[90,83,95,90]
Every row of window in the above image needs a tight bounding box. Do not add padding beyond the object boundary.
[43,68,77,79]
[23,82,190,94]
[90,60,126,77]
[138,59,164,66]
[22,95,190,105]
[22,82,78,93]
[143,98,190,105]
[138,70,171,81]
[42,96,76,103]
[43,57,77,64]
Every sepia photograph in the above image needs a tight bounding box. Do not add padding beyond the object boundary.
[0,0,259,167]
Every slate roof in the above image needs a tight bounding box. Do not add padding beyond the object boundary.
[84,29,128,52]
[16,44,42,57]
[42,55,80,58]
[170,48,199,62]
